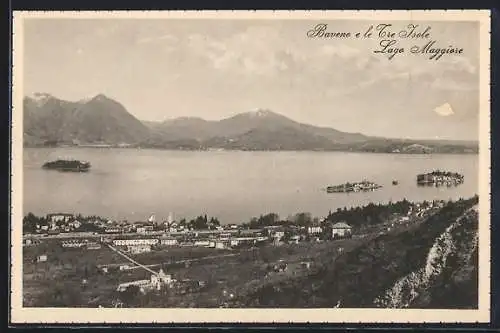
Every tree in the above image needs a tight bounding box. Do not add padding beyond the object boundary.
[119,285,141,307]
[256,213,279,227]
[294,212,312,226]
[281,228,294,243]
[209,217,221,229]
[23,212,41,233]
[37,282,83,307]
[75,222,102,233]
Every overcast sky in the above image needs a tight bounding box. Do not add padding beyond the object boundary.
[23,18,480,140]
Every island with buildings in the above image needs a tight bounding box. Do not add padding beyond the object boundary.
[416,170,464,187]
[326,180,382,193]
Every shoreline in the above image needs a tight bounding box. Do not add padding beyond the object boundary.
[22,195,478,238]
[23,145,479,156]
[22,193,479,229]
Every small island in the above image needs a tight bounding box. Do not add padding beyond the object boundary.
[42,159,91,172]
[416,170,464,187]
[326,180,382,193]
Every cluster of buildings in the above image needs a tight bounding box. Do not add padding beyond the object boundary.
[304,221,353,240]
[109,231,270,254]
[24,210,356,256]
[25,218,355,257]
[105,221,353,254]
[116,268,174,292]
[408,200,446,218]
[33,213,82,233]
[29,213,243,236]
[377,200,447,234]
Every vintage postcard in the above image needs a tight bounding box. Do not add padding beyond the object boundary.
[10,10,491,324]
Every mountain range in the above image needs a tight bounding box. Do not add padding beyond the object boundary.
[23,93,478,154]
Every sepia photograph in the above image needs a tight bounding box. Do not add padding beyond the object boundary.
[10,10,491,323]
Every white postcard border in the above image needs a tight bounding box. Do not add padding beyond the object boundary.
[10,9,491,324]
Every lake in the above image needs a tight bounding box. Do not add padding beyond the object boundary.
[22,148,479,224]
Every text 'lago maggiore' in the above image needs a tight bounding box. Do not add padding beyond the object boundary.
[306,23,464,60]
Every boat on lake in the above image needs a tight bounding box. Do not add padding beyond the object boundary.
[42,159,91,172]
[392,180,399,185]
[326,180,382,193]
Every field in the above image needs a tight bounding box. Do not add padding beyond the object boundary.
[23,235,373,307]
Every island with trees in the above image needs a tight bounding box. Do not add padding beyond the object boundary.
[42,159,91,172]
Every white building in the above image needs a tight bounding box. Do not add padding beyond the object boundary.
[47,213,74,223]
[69,220,82,229]
[274,230,285,239]
[289,235,300,244]
[331,222,352,238]
[194,240,210,247]
[61,239,88,248]
[87,242,102,250]
[127,244,152,254]
[113,238,159,246]
[37,254,48,262]
[307,225,322,235]
[160,238,178,246]
[151,269,173,290]
[116,279,151,292]
[116,269,173,292]
[105,228,122,233]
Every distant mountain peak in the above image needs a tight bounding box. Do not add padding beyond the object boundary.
[23,93,149,145]
[175,116,206,121]
[93,93,108,100]
[30,92,53,100]
[27,92,54,106]
[89,93,112,103]
[247,108,276,117]
[78,93,111,104]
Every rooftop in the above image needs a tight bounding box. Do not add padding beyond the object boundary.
[331,222,352,229]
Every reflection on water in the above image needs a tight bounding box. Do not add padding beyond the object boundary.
[23,148,479,224]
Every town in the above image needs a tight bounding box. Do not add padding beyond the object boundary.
[23,198,452,308]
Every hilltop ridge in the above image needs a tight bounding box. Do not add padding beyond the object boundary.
[23,93,478,154]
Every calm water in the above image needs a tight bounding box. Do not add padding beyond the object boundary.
[23,148,479,224]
